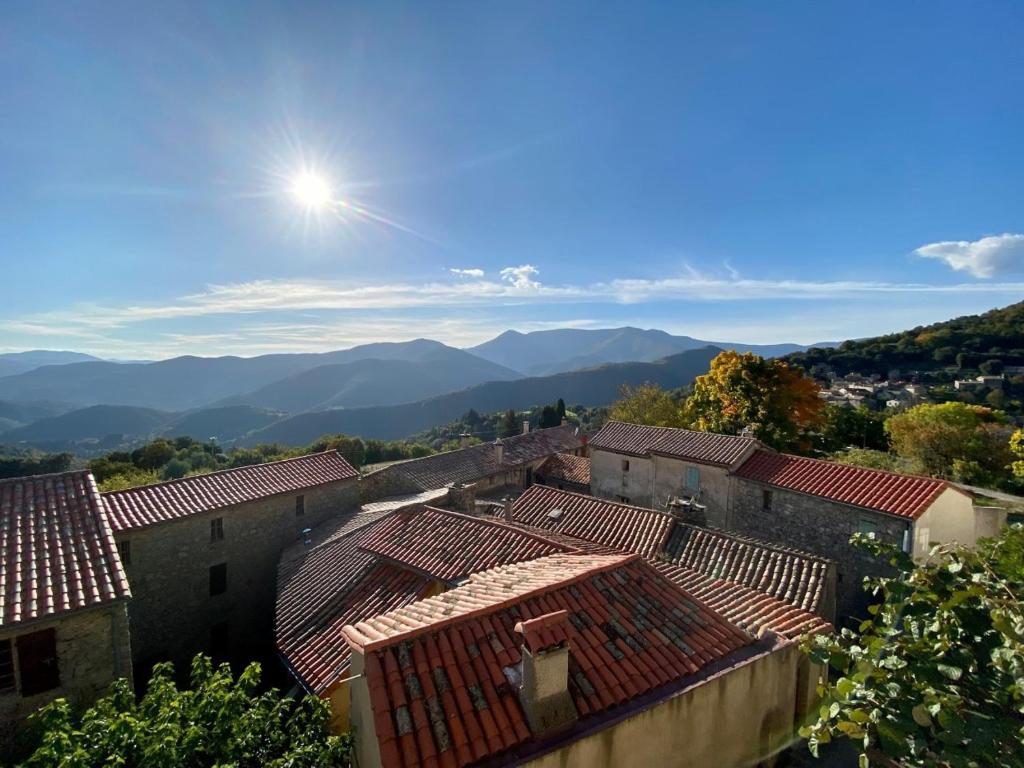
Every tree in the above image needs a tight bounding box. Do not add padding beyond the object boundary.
[538,404,560,429]
[608,383,686,428]
[885,402,1014,485]
[832,448,918,474]
[684,351,825,451]
[801,527,1024,767]
[979,359,1005,376]
[1011,429,1024,479]
[556,398,567,421]
[309,434,367,467]
[500,409,519,438]
[22,655,351,767]
[932,346,957,365]
[817,405,889,453]
[132,439,176,470]
[98,468,161,492]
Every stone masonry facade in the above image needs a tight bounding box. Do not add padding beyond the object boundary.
[116,478,358,679]
[0,604,131,748]
[729,481,909,620]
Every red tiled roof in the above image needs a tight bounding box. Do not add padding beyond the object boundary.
[375,427,582,491]
[735,449,956,520]
[357,506,572,582]
[535,453,591,486]
[343,553,752,768]
[515,610,571,653]
[103,451,358,532]
[1,471,130,628]
[590,421,757,466]
[661,523,833,614]
[654,562,831,639]
[510,485,673,558]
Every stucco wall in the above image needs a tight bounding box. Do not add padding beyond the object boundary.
[730,479,908,621]
[651,456,732,526]
[0,604,131,748]
[116,478,358,679]
[912,488,978,558]
[589,449,653,507]
[521,640,811,768]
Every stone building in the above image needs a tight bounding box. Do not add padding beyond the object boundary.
[0,471,132,746]
[588,420,759,525]
[533,452,591,494]
[360,425,583,502]
[102,451,358,681]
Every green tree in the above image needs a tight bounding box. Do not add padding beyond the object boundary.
[817,405,889,453]
[1011,429,1024,479]
[932,346,957,365]
[885,402,1014,485]
[309,434,367,467]
[685,350,825,451]
[801,527,1024,767]
[131,439,176,470]
[500,409,519,438]
[22,655,351,767]
[608,383,686,428]
[832,448,918,474]
[538,404,560,428]
[98,468,161,492]
[556,398,567,421]
[979,359,1005,376]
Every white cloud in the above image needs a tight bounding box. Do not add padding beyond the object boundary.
[913,233,1024,278]
[449,267,485,278]
[499,264,541,289]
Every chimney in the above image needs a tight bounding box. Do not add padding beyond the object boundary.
[513,611,578,736]
[459,433,471,449]
[668,496,707,527]
[739,424,756,439]
[522,420,530,434]
[503,495,514,524]
[560,417,568,427]
[494,438,504,465]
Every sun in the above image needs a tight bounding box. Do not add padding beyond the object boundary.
[291,172,333,209]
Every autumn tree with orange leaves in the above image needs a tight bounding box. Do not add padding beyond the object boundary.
[685,350,825,451]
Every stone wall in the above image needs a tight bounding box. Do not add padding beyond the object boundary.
[359,466,424,503]
[0,603,131,749]
[116,478,358,681]
[730,479,909,620]
[651,456,732,526]
[589,450,654,506]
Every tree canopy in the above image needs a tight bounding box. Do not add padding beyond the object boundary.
[801,527,1024,767]
[685,350,824,451]
[21,656,351,768]
[607,383,686,428]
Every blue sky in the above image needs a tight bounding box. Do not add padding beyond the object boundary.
[2,1,1023,358]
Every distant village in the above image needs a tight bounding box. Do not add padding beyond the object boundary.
[0,415,1008,766]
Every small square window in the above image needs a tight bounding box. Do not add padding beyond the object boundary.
[17,628,60,696]
[210,517,224,542]
[117,540,131,566]
[621,459,630,472]
[762,490,773,512]
[295,495,305,516]
[209,563,227,596]
[0,639,13,691]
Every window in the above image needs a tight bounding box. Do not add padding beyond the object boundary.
[295,495,305,517]
[621,459,630,472]
[0,639,13,691]
[210,517,224,542]
[209,563,227,596]
[17,628,60,696]
[117,540,131,566]
[685,466,700,491]
[762,490,773,512]
[209,621,229,660]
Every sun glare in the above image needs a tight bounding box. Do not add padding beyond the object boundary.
[291,172,333,209]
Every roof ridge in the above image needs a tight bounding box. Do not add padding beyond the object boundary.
[101,449,348,497]
[0,467,93,486]
[520,484,674,519]
[343,552,638,652]
[417,504,582,553]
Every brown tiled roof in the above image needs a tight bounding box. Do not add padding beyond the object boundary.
[103,451,357,532]
[590,421,757,466]
[357,506,572,582]
[535,453,590,486]
[510,485,673,558]
[661,523,833,614]
[1,471,130,628]
[374,427,582,491]
[342,553,753,768]
[735,449,958,520]
[654,562,831,639]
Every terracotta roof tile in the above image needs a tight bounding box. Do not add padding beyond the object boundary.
[103,451,357,532]
[535,453,591,486]
[370,427,582,491]
[661,523,833,614]
[343,553,752,768]
[0,471,130,628]
[510,485,673,558]
[590,421,757,466]
[735,449,956,520]
[654,562,832,639]
[357,506,573,582]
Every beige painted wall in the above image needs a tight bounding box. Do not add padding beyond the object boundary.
[589,449,653,506]
[912,488,979,559]
[0,604,131,748]
[522,641,811,768]
[651,456,732,526]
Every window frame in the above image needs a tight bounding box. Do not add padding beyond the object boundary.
[209,563,228,596]
[210,517,224,542]
[762,489,773,512]
[17,628,60,697]
[117,539,131,566]
[295,495,305,517]
[621,459,630,472]
[685,465,700,492]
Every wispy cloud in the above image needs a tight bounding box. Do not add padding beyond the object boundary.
[449,267,485,278]
[914,233,1024,278]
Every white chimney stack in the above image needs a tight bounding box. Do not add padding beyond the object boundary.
[459,433,470,449]
[494,438,504,465]
[513,611,577,736]
[503,496,514,524]
[522,420,530,434]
